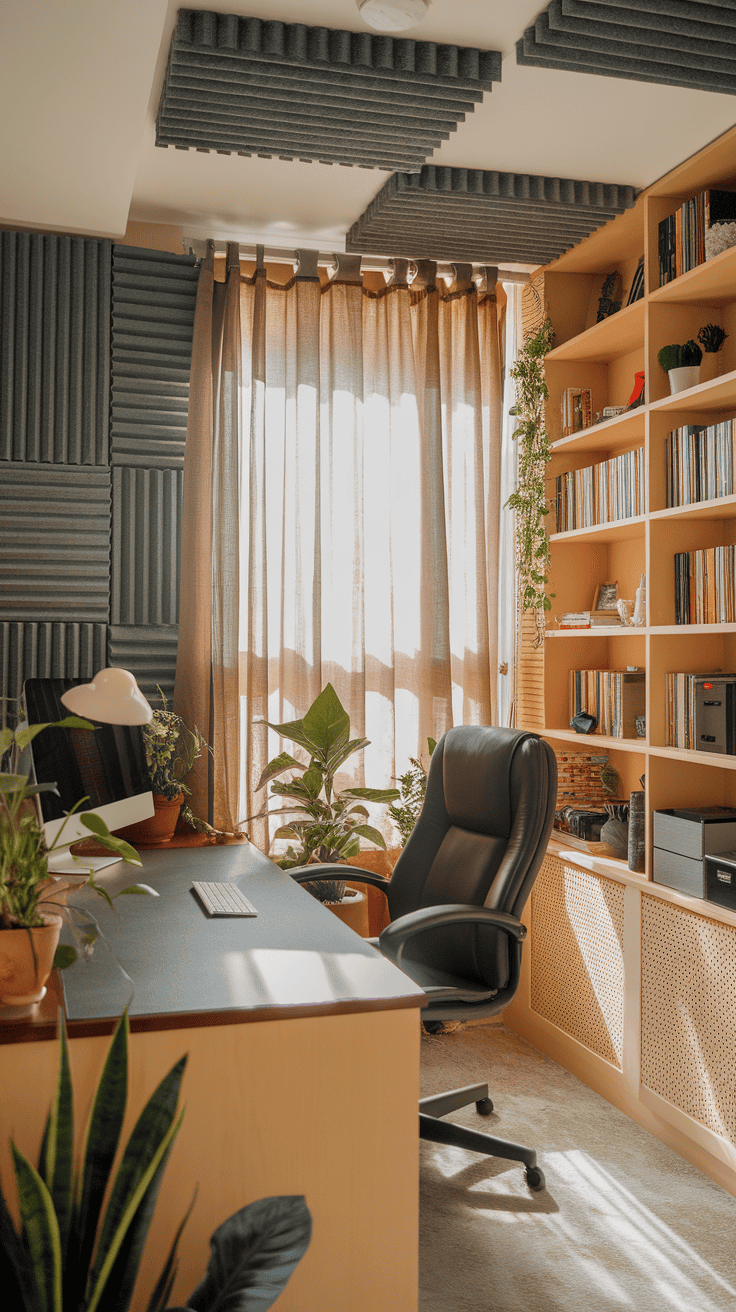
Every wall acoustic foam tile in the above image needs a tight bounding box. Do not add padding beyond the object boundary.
[346,167,637,264]
[111,246,198,470]
[156,9,501,171]
[518,0,736,95]
[0,465,111,624]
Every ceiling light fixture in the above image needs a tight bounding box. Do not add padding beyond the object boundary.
[358,0,430,33]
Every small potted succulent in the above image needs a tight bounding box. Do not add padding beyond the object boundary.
[251,683,399,916]
[0,714,148,1004]
[117,690,210,847]
[657,340,702,394]
[698,322,729,381]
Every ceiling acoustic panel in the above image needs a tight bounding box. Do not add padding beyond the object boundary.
[156,9,501,170]
[346,167,637,264]
[518,1,736,95]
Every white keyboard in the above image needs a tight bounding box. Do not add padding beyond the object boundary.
[192,881,258,917]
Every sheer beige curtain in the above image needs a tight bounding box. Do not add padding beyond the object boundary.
[178,248,503,843]
[175,242,242,831]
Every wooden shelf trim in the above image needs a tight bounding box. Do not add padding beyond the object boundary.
[648,367,736,416]
[648,243,736,307]
[550,514,644,544]
[550,408,645,456]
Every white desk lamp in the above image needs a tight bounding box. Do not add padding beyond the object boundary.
[60,667,153,725]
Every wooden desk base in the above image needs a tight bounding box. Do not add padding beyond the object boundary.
[0,1007,420,1311]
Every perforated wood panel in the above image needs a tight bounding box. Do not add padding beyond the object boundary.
[641,896,736,1142]
[531,855,625,1067]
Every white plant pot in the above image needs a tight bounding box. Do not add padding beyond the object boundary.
[668,365,700,394]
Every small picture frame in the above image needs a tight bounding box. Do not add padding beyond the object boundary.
[593,581,618,611]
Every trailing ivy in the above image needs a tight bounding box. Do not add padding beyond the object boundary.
[506,317,555,647]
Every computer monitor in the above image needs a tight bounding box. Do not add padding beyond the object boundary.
[22,677,155,876]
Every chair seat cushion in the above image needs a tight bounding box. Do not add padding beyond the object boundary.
[396,956,498,1005]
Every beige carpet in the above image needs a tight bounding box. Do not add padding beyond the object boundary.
[419,1024,736,1312]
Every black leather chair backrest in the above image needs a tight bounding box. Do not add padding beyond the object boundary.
[385,726,557,991]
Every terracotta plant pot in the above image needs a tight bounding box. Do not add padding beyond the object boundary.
[115,791,184,848]
[0,913,62,1005]
[323,889,369,937]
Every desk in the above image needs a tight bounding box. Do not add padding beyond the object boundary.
[0,844,424,1311]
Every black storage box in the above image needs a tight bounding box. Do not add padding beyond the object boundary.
[705,850,736,912]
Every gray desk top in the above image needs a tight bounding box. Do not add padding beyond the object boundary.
[60,843,424,1029]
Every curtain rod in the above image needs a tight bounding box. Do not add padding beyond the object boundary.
[184,237,532,285]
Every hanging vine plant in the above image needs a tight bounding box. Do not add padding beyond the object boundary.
[506,317,556,648]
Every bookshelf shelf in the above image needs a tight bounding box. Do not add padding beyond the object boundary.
[546,298,645,364]
[550,408,645,456]
[649,368,736,416]
[550,515,645,545]
[649,494,736,523]
[545,626,645,637]
[534,726,644,752]
[648,243,736,306]
[648,745,736,772]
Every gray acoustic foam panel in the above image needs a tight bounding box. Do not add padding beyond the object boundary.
[111,467,183,626]
[111,245,198,469]
[156,9,501,170]
[346,167,637,264]
[0,232,111,465]
[108,626,179,703]
[518,1,736,95]
[0,622,107,727]
[0,464,111,623]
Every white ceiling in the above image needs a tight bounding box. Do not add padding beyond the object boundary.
[3,0,736,257]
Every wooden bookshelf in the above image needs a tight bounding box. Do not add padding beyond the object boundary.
[507,125,736,1201]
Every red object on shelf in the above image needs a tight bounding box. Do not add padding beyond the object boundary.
[628,371,645,407]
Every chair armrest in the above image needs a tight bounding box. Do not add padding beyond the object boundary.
[378,905,526,968]
[290,864,391,898]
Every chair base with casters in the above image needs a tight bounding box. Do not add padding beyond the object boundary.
[290,726,557,1195]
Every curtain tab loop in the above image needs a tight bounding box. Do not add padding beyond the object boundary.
[332,252,363,284]
[226,241,240,273]
[479,265,498,293]
[295,248,320,280]
[386,258,411,289]
[412,260,436,289]
[255,244,265,273]
[203,239,216,271]
[450,263,474,293]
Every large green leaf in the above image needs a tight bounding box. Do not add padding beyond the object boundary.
[325,736,370,775]
[79,815,142,866]
[0,725,13,758]
[260,718,316,759]
[299,764,324,800]
[11,1144,62,1312]
[300,684,349,761]
[69,1011,129,1306]
[349,824,387,849]
[184,1195,312,1312]
[0,1185,34,1312]
[38,1012,74,1265]
[87,1102,185,1312]
[339,786,400,804]
[88,1055,187,1309]
[14,717,96,752]
[92,1115,185,1312]
[144,1189,197,1312]
[254,753,305,793]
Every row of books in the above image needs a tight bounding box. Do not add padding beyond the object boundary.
[554,448,644,532]
[558,610,621,629]
[674,545,736,625]
[665,419,735,507]
[667,673,700,750]
[561,387,592,437]
[569,669,645,739]
[658,188,736,286]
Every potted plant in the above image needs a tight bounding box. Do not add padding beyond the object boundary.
[698,322,729,381]
[117,690,211,847]
[0,714,148,1005]
[388,738,436,847]
[657,340,702,393]
[1,1009,312,1311]
[251,683,399,915]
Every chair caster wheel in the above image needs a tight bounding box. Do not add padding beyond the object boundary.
[525,1166,545,1192]
[475,1097,493,1115]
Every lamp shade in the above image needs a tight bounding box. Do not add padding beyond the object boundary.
[60,668,153,725]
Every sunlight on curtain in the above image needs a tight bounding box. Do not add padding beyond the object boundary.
[498,282,522,727]
[236,265,503,850]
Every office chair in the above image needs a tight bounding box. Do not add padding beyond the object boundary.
[291,725,557,1192]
